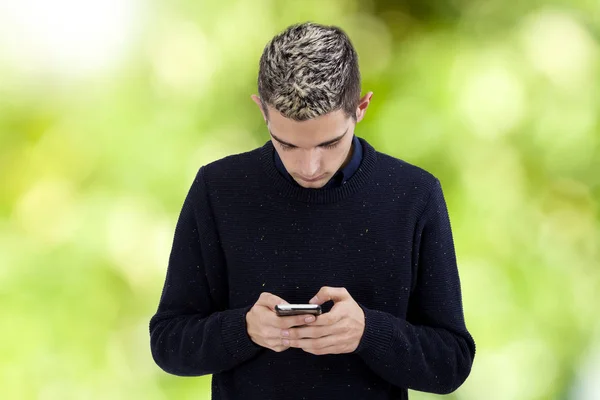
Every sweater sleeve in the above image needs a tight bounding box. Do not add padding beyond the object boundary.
[352,179,476,394]
[149,168,263,376]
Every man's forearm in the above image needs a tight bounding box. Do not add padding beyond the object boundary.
[353,304,475,394]
[150,305,263,376]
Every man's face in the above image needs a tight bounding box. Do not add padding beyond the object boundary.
[251,93,373,189]
[266,106,356,188]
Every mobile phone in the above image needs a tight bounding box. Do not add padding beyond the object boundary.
[275,304,322,316]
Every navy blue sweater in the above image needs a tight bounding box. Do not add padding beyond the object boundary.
[149,137,476,399]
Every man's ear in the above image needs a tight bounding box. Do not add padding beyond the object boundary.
[355,91,373,123]
[251,94,268,122]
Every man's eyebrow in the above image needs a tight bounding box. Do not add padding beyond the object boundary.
[269,127,349,148]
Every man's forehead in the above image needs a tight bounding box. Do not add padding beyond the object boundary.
[266,106,351,147]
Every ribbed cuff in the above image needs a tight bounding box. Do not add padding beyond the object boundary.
[352,303,394,358]
[220,305,263,362]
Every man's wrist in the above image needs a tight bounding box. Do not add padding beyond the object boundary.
[352,304,394,356]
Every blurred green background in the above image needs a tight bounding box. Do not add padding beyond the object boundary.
[1,0,599,399]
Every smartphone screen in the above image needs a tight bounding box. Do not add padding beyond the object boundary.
[275,304,322,316]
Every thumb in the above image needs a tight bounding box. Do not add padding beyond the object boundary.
[309,286,350,305]
[269,295,289,311]
[258,292,289,311]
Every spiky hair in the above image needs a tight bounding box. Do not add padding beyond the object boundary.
[257,22,361,121]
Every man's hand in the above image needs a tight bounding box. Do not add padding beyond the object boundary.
[246,292,317,353]
[281,287,365,355]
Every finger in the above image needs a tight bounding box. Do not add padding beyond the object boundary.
[257,292,288,311]
[284,324,335,339]
[266,312,315,329]
[303,344,343,355]
[304,310,343,326]
[285,334,339,351]
[309,286,350,305]
[281,326,324,339]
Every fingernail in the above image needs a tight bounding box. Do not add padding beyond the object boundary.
[305,316,315,323]
[282,339,289,346]
[281,330,289,337]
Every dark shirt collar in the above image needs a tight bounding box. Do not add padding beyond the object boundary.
[273,134,363,189]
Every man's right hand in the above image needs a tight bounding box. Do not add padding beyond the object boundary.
[246,292,316,352]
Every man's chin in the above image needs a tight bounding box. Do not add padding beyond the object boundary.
[294,178,327,189]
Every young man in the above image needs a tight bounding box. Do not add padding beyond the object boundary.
[150,22,475,399]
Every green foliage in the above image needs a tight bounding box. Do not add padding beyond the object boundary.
[1,0,598,399]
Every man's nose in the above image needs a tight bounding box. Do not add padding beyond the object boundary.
[298,152,320,177]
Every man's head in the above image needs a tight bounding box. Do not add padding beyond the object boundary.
[252,22,373,188]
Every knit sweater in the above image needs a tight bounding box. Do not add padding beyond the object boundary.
[149,137,476,400]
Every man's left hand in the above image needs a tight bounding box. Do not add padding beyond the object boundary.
[281,286,365,355]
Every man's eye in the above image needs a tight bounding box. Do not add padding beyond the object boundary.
[279,142,339,151]
[322,142,339,150]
